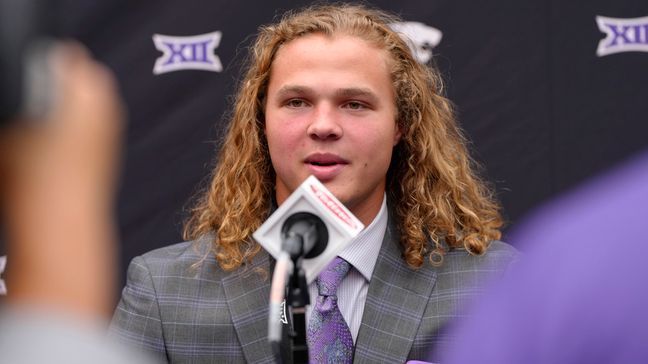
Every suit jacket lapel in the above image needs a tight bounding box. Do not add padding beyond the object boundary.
[354,220,438,363]
[222,251,277,363]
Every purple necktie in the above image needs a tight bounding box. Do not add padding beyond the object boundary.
[307,257,354,363]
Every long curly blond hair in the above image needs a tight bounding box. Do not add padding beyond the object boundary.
[184,3,503,270]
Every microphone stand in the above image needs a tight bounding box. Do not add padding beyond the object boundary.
[286,254,310,364]
[270,212,328,363]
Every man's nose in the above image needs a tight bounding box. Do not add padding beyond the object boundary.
[307,105,343,140]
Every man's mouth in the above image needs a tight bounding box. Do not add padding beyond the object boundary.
[304,153,348,167]
[309,161,338,166]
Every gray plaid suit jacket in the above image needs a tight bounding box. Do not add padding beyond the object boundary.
[111,218,517,363]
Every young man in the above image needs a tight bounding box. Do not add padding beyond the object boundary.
[111,4,517,363]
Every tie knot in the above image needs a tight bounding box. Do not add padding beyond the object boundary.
[316,257,350,296]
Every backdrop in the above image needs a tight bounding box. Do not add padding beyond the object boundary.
[3,0,646,293]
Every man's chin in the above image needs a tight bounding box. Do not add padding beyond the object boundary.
[318,182,346,200]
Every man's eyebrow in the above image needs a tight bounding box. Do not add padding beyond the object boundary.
[334,87,378,100]
[275,85,313,97]
[274,85,380,102]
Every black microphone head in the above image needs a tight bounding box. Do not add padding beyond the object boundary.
[0,0,56,124]
[281,212,328,259]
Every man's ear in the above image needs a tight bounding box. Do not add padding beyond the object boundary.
[393,122,403,146]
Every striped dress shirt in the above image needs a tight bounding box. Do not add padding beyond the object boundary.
[306,195,387,343]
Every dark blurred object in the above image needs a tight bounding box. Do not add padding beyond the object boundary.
[0,0,57,125]
[441,149,648,363]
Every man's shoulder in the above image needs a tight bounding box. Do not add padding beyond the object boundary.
[140,239,206,261]
[442,240,518,272]
[128,236,216,278]
[485,240,518,259]
[142,238,207,261]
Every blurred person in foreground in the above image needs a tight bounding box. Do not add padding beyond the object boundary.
[0,42,151,363]
[441,149,648,363]
[110,3,517,363]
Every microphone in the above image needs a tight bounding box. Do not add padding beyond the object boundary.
[267,212,329,356]
[253,175,364,283]
[281,212,328,260]
[0,0,57,123]
[255,176,364,360]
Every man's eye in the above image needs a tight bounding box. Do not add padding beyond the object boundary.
[286,99,307,108]
[344,101,366,110]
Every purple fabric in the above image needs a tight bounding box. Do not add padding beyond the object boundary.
[441,150,648,363]
[308,257,354,363]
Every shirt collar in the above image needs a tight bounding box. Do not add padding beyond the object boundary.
[338,195,388,282]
